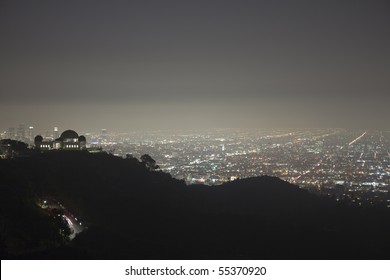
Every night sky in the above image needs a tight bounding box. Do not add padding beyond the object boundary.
[1,0,389,132]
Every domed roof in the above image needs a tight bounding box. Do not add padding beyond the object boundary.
[78,135,86,142]
[34,135,43,142]
[60,130,79,139]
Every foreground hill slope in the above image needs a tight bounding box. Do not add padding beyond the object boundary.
[1,151,389,259]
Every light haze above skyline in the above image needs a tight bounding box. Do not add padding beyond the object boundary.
[1,0,389,132]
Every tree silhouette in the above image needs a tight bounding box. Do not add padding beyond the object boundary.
[126,154,139,164]
[0,139,29,158]
[140,154,159,171]
[53,215,72,242]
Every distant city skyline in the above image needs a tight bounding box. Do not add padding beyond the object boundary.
[1,0,389,130]
[2,122,390,142]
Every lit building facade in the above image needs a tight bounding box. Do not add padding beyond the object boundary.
[35,129,87,151]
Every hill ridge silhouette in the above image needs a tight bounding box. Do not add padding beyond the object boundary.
[1,150,389,259]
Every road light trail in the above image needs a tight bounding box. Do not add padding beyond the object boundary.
[290,130,341,183]
[348,131,367,146]
[292,130,364,184]
[48,199,85,240]
[62,213,84,240]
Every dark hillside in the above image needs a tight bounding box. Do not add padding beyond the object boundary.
[1,151,389,259]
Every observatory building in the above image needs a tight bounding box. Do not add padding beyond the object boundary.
[35,129,87,151]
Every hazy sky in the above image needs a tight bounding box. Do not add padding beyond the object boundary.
[1,0,389,133]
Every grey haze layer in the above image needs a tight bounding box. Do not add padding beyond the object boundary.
[1,0,389,131]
